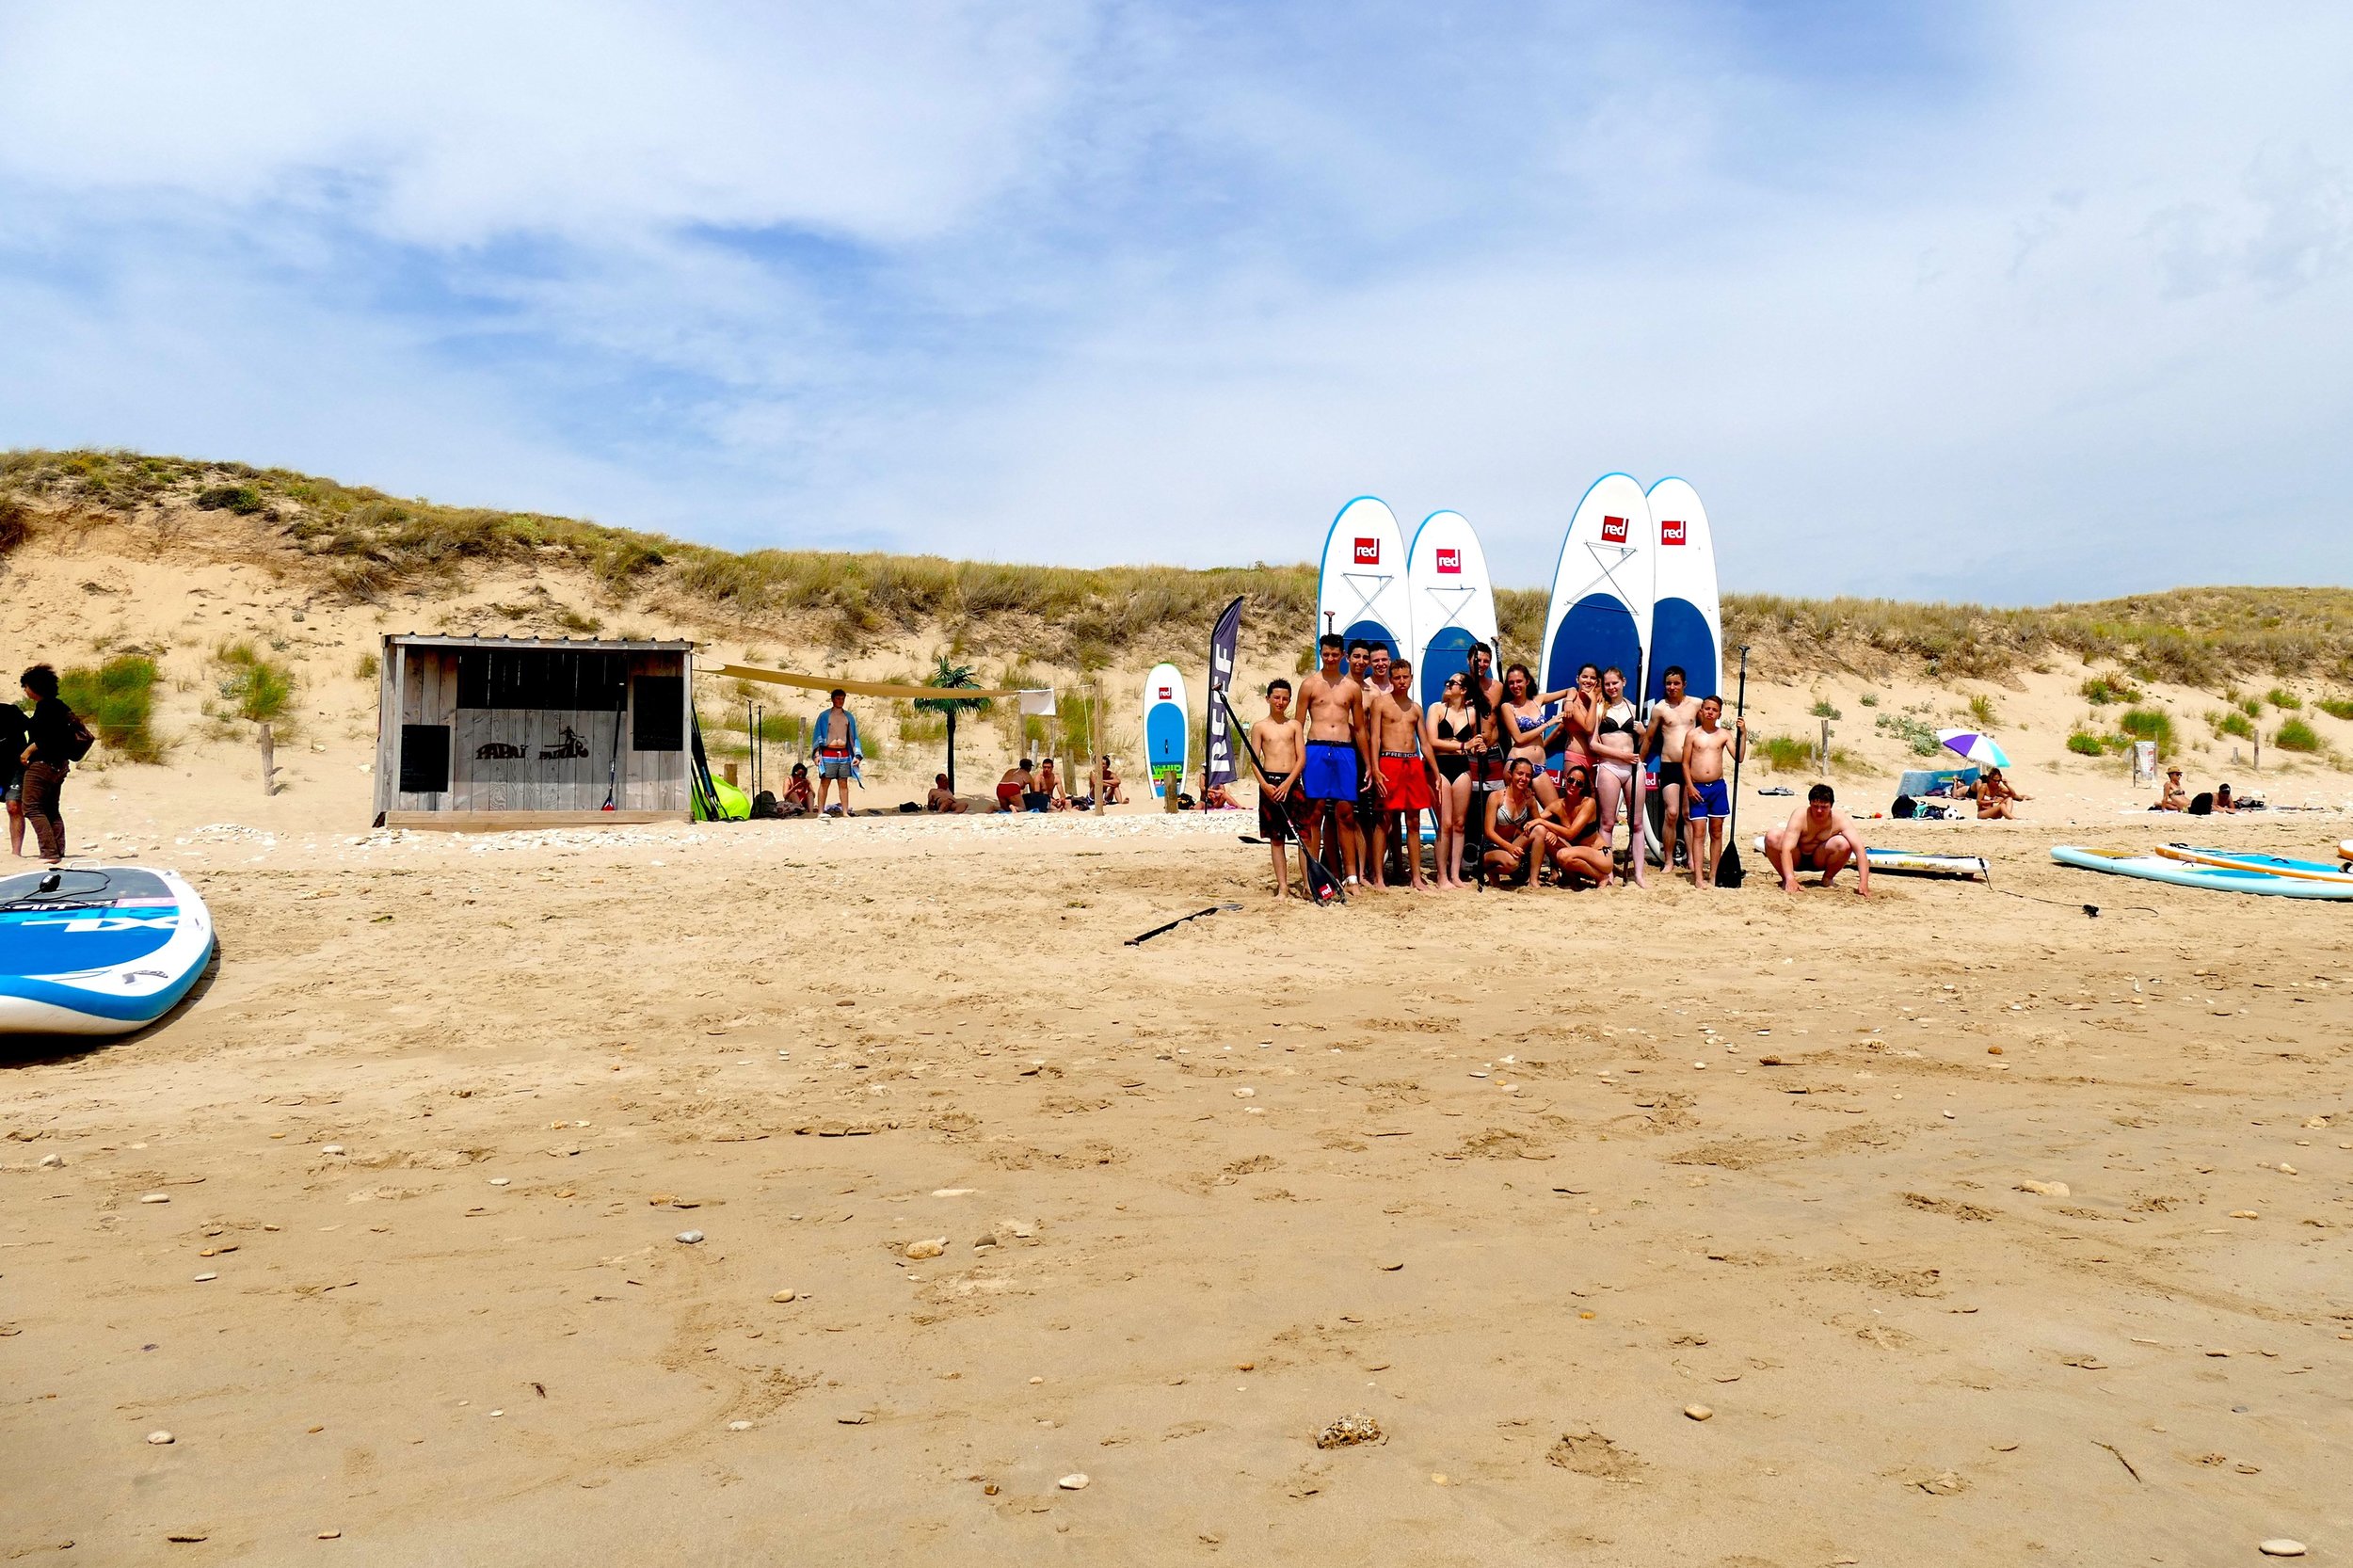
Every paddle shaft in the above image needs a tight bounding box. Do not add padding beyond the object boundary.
[1721,647,1750,879]
[1214,690,1347,903]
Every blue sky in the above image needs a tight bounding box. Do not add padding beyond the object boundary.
[2,1,2349,601]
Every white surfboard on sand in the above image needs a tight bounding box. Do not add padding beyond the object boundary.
[1539,473,1654,755]
[1316,497,1410,662]
[1643,477,1721,703]
[1405,510,1497,709]
[1143,663,1189,800]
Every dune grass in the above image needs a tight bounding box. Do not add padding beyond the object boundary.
[58,654,165,764]
[12,448,2353,686]
[212,641,295,726]
[2274,717,2322,754]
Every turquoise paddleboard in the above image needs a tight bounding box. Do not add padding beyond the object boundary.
[2053,846,2353,900]
[0,865,216,1034]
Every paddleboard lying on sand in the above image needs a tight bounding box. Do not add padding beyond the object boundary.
[2337,840,2353,863]
[2156,844,2353,883]
[1406,509,1497,709]
[1317,497,1410,661]
[1644,477,1721,703]
[1752,839,1987,879]
[0,866,214,1034]
[1144,664,1189,800]
[1540,473,1653,766]
[2052,846,2353,900]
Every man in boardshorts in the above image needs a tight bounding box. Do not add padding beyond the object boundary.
[1248,679,1307,898]
[1679,695,1743,888]
[811,688,862,817]
[1296,632,1366,884]
[1364,654,1434,890]
[1765,782,1871,897]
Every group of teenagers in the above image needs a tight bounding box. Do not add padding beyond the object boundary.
[1238,631,1848,897]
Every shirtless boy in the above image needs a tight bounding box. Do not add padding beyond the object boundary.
[1363,654,1435,890]
[1765,783,1871,896]
[1248,679,1307,899]
[1298,633,1367,884]
[1641,665,1704,874]
[1679,695,1744,888]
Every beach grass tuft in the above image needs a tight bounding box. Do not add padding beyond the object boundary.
[59,654,165,764]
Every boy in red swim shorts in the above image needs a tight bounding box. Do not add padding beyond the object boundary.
[1363,655,1435,890]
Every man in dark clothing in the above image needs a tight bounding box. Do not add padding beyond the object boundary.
[19,664,75,863]
[0,694,24,856]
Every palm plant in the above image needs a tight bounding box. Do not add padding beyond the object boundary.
[912,654,992,792]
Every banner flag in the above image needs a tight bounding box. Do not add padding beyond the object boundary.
[1205,596,1244,789]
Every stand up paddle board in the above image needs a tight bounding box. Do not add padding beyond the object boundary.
[2053,845,2353,900]
[2155,844,2353,883]
[1752,839,1987,879]
[1143,664,1189,801]
[0,865,214,1035]
[1405,509,1497,709]
[1644,477,1721,703]
[1540,474,1653,765]
[1317,498,1410,662]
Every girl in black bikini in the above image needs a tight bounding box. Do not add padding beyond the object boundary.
[1426,672,1481,889]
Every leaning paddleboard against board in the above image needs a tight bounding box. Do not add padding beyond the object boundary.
[1316,497,1410,662]
[1143,664,1190,800]
[0,866,215,1035]
[1540,473,1654,765]
[1405,510,1497,709]
[2052,846,2353,900]
[1643,477,1721,703]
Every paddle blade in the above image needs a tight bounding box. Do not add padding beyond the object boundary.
[1303,853,1341,904]
[1716,842,1746,888]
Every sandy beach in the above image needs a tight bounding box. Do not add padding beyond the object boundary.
[7,783,2351,1564]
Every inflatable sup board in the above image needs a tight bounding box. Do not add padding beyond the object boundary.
[2053,845,2353,900]
[1317,498,1410,663]
[2155,844,2353,883]
[0,865,214,1035]
[2336,839,2353,863]
[1405,509,1497,709]
[1643,477,1721,703]
[1752,839,1987,879]
[1144,663,1189,800]
[1540,474,1653,764]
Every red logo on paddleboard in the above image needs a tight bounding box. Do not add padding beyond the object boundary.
[1661,518,1687,546]
[1601,515,1628,544]
[1353,536,1380,565]
[1435,547,1461,574]
[1157,686,1172,700]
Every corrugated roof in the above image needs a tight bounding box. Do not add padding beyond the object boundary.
[383,633,695,653]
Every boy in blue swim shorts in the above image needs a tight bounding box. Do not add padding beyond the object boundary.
[1680,695,1744,889]
[1295,632,1367,883]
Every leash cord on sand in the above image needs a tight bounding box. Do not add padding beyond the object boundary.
[1989,887,2159,918]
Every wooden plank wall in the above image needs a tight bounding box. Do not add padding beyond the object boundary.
[388,647,690,816]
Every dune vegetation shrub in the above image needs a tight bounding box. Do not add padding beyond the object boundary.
[2079,674,2140,705]
[1873,708,1943,756]
[2066,732,2105,757]
[1966,693,1999,728]
[2319,697,2353,721]
[1809,698,1840,719]
[1758,734,1815,773]
[2274,718,2322,753]
[2266,687,2300,711]
[0,494,31,556]
[2210,709,2255,741]
[213,641,295,724]
[58,654,164,763]
[1858,691,1880,707]
[2117,708,2173,752]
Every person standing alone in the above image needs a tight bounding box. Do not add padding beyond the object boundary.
[810,688,862,818]
[19,664,84,863]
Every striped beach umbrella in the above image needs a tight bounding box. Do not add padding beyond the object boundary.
[1936,728,2011,769]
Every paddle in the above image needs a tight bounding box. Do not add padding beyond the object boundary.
[1717,646,1751,888]
[1216,690,1346,904]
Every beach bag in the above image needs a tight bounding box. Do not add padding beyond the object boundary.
[63,710,96,762]
[2187,792,2214,816]
[1891,794,1916,819]
[749,790,778,820]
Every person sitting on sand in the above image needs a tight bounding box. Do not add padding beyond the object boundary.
[778,761,815,816]
[1481,757,1545,888]
[1099,756,1124,805]
[1974,764,2028,821]
[2153,768,2188,811]
[1765,783,1871,897]
[1202,780,1239,810]
[1034,759,1070,811]
[2215,782,2236,813]
[996,760,1033,812]
[925,773,965,813]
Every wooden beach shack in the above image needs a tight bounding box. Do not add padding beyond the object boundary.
[372,634,696,829]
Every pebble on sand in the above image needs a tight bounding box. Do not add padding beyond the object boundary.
[192,1272,217,1283]
[675,1230,705,1244]
[147,1431,174,1445]
[321,1145,345,1156]
[905,1238,947,1260]
[1685,1404,1714,1421]
[1315,1412,1385,1448]
[38,1152,61,1167]
[316,1530,341,1540]
[771,1290,797,1303]
[1058,1473,1090,1490]
[728,1420,753,1432]
[2017,1181,2071,1197]
[139,1193,169,1204]
[2259,1543,2306,1559]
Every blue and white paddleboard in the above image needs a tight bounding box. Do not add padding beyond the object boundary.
[1644,477,1721,704]
[0,865,214,1034]
[2053,846,2353,900]
[1316,497,1410,662]
[1540,473,1654,760]
[1144,663,1190,800]
[1405,510,1497,710]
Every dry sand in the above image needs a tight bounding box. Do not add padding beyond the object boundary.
[6,785,2352,1565]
